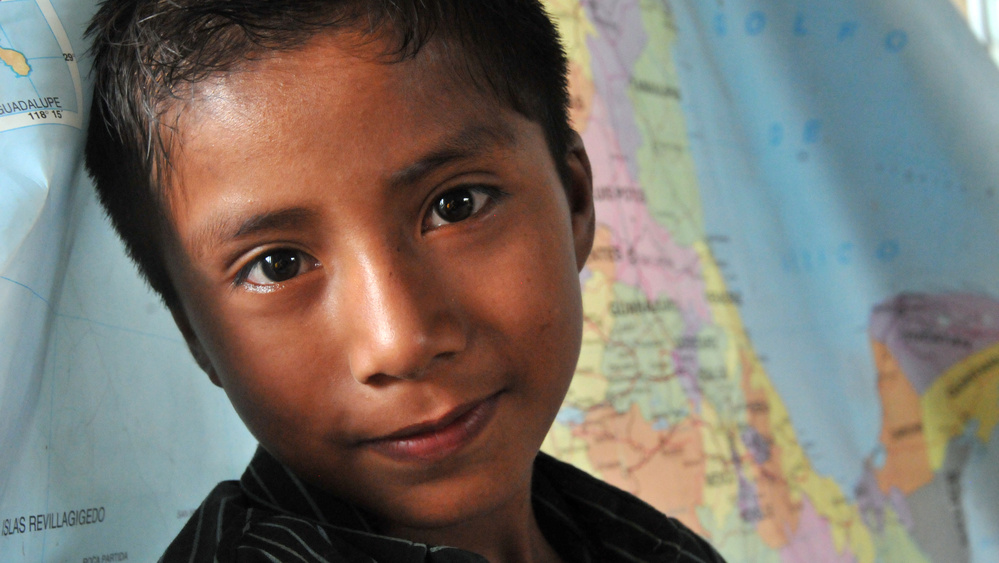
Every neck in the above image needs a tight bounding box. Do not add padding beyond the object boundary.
[379,486,563,563]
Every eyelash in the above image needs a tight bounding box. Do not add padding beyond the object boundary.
[233,248,320,290]
[423,184,506,232]
[231,185,506,290]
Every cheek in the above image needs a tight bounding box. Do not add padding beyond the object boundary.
[196,286,337,379]
[465,214,583,364]
[194,306,345,430]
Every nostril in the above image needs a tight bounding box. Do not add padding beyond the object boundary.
[434,350,458,361]
[361,369,426,388]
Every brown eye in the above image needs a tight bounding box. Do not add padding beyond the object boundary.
[260,250,300,281]
[426,186,498,230]
[242,249,318,287]
[435,189,475,223]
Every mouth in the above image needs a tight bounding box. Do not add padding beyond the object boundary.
[362,392,502,463]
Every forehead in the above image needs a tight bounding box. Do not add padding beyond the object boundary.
[170,36,480,183]
[161,35,545,256]
[174,35,470,153]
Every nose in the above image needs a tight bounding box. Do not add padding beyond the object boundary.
[342,244,466,385]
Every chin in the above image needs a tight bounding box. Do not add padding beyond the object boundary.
[372,458,533,534]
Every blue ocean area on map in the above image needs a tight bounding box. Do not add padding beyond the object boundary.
[555,406,587,426]
[672,0,999,497]
[0,1,77,113]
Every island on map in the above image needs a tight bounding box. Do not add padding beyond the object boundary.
[0,46,30,76]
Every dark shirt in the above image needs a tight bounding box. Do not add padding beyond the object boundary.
[162,447,727,562]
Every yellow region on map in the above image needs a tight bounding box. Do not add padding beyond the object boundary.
[569,264,613,409]
[546,0,596,83]
[698,241,875,561]
[922,343,999,469]
[547,0,596,131]
[541,417,596,473]
[0,46,30,76]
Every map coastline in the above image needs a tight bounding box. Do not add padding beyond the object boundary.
[0,46,30,76]
[0,0,83,131]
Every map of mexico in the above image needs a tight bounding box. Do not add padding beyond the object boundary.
[541,0,999,561]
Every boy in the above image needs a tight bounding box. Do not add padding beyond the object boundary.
[85,0,726,561]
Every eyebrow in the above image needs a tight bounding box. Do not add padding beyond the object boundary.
[387,120,518,190]
[192,120,518,258]
[193,207,318,260]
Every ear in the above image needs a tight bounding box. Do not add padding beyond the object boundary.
[563,131,595,271]
[168,302,222,387]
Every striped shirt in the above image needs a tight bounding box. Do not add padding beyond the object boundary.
[161,447,727,562]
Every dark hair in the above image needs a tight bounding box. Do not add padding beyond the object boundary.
[84,0,572,306]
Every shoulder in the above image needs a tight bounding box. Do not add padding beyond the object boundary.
[158,481,369,563]
[535,453,728,562]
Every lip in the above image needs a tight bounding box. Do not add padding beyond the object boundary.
[362,392,501,463]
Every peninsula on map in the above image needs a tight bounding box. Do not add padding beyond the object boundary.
[863,292,999,563]
[0,46,30,76]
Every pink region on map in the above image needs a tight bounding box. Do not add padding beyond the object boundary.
[869,293,999,393]
[779,499,856,563]
[582,92,709,321]
[582,0,647,183]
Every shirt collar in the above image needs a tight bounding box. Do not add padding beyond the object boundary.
[239,446,376,531]
[239,447,600,562]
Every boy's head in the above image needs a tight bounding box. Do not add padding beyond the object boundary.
[86,0,578,308]
[86,0,595,537]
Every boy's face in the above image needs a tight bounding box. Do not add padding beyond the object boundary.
[162,36,593,531]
